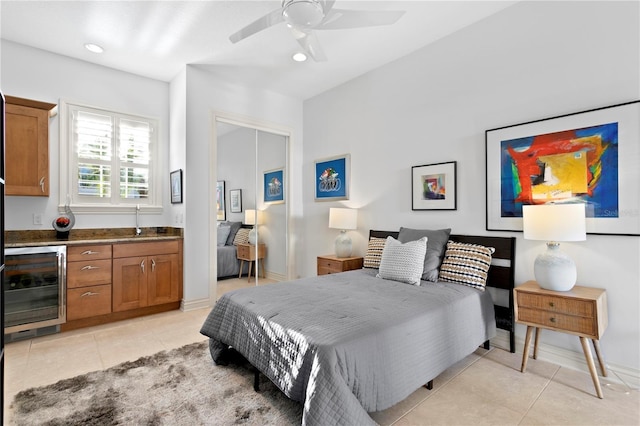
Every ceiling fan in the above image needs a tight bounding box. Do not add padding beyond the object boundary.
[229,0,405,62]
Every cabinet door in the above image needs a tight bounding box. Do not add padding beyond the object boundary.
[147,254,179,306]
[113,256,148,312]
[5,103,51,196]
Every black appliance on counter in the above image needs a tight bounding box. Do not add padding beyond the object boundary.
[4,245,66,341]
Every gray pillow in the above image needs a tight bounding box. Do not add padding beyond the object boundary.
[397,227,452,282]
[217,225,231,247]
[220,221,242,245]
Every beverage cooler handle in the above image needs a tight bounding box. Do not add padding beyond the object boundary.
[59,251,67,321]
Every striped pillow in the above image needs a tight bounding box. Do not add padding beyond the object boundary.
[363,237,386,269]
[233,228,250,245]
[438,241,494,291]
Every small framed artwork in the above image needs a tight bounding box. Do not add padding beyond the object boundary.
[315,154,350,201]
[486,100,639,235]
[264,168,285,204]
[230,189,243,213]
[411,161,457,210]
[170,169,183,204]
[216,180,226,221]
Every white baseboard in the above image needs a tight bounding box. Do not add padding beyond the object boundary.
[265,271,286,282]
[180,297,212,312]
[491,329,639,389]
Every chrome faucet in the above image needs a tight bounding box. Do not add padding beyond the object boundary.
[135,204,142,236]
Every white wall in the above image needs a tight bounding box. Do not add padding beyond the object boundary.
[182,65,303,304]
[302,1,640,380]
[1,40,171,230]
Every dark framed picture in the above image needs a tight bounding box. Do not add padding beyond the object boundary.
[486,100,640,235]
[230,189,242,213]
[314,154,350,201]
[263,168,284,204]
[170,169,182,204]
[216,180,226,221]
[411,161,457,210]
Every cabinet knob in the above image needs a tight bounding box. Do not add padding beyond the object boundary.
[549,317,556,323]
[81,291,100,297]
[549,302,555,308]
[81,250,99,255]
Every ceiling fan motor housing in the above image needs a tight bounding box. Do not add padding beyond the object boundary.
[282,0,325,29]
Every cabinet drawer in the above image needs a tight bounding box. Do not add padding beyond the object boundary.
[517,292,595,317]
[67,244,112,261]
[113,240,179,258]
[67,259,112,288]
[517,307,597,337]
[318,258,341,272]
[67,284,112,320]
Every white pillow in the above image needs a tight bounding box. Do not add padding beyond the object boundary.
[377,236,427,285]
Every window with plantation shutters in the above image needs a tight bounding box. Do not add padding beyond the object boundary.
[61,102,160,212]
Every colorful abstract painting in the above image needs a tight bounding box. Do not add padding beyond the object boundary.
[500,122,618,218]
[422,173,446,200]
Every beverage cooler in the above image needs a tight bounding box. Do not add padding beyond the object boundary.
[4,245,66,339]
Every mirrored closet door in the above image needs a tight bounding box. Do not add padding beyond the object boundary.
[215,118,288,286]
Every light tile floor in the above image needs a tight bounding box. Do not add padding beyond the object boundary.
[4,278,639,425]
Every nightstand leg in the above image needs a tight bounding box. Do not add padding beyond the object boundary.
[521,326,534,373]
[247,262,253,283]
[592,339,607,377]
[580,336,604,398]
[533,327,540,360]
[238,260,244,279]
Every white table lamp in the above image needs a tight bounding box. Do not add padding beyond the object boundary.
[245,209,262,245]
[329,207,358,258]
[523,203,586,291]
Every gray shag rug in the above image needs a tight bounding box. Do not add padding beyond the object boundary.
[10,340,303,425]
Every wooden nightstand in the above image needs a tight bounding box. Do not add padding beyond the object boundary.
[317,255,363,275]
[237,243,266,282]
[514,280,608,398]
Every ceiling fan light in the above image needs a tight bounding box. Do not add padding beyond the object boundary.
[84,43,104,53]
[292,52,308,62]
[282,0,324,29]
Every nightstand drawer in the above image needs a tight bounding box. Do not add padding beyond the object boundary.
[318,258,342,274]
[237,244,251,260]
[517,292,595,317]
[517,307,596,336]
[317,255,364,275]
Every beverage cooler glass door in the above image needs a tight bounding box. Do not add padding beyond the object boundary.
[4,245,66,333]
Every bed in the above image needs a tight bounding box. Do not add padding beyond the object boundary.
[216,222,251,279]
[201,230,515,425]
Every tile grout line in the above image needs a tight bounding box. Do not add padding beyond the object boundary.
[517,364,560,425]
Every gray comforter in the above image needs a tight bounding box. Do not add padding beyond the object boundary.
[201,269,496,425]
[217,245,248,278]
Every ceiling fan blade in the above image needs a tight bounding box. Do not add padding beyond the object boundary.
[319,8,405,30]
[291,27,327,62]
[229,8,284,43]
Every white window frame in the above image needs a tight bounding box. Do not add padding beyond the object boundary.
[59,100,162,214]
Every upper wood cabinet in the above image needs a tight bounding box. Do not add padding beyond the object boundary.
[5,96,56,196]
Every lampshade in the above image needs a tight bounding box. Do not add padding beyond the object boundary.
[523,204,586,242]
[523,203,586,292]
[244,209,262,244]
[329,208,357,230]
[329,208,357,258]
[244,209,263,226]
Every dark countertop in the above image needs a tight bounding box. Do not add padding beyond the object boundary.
[4,227,183,248]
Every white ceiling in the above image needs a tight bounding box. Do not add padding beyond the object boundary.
[0,1,517,100]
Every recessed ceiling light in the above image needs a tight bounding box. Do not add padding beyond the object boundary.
[84,43,104,54]
[292,52,307,62]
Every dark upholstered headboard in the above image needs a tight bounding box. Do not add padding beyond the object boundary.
[369,230,516,352]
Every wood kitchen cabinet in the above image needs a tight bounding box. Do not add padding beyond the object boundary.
[4,96,56,196]
[112,240,181,312]
[66,244,113,321]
